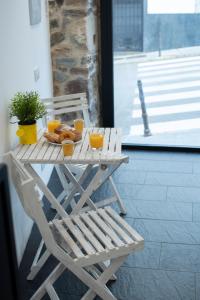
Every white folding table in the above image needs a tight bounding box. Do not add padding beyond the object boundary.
[14,127,128,214]
[13,127,129,281]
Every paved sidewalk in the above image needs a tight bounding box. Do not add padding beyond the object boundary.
[114,48,200,147]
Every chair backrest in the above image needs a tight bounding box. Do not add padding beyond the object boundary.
[4,153,57,252]
[42,92,91,127]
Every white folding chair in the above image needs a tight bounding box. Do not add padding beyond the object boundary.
[6,153,144,300]
[42,92,127,215]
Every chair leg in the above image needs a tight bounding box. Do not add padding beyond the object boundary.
[60,165,99,213]
[27,246,51,281]
[30,258,119,300]
[46,283,60,300]
[30,263,65,300]
[98,261,117,281]
[60,164,93,212]
[109,176,127,215]
[81,255,128,300]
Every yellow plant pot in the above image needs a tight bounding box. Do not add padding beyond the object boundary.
[16,123,37,145]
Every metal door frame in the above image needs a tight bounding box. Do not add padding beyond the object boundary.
[100,0,200,152]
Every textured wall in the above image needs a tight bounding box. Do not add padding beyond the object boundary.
[0,0,52,263]
[49,0,100,125]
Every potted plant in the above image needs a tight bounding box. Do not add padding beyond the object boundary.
[9,91,46,144]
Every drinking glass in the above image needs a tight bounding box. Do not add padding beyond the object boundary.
[74,119,84,133]
[62,140,75,156]
[89,133,104,150]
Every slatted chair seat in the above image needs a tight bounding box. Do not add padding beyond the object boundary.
[5,153,144,300]
[51,207,143,266]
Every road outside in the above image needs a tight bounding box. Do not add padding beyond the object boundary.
[114,47,200,147]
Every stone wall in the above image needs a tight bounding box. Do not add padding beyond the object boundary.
[48,0,100,125]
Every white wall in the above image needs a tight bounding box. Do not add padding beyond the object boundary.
[0,0,52,263]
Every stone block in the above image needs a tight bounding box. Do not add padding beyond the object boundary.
[65,78,87,94]
[56,57,76,68]
[63,9,87,18]
[70,67,88,76]
[63,0,87,7]
[51,32,65,47]
[70,35,87,49]
[50,18,59,29]
[53,71,69,83]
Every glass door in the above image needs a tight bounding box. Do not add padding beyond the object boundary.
[113,0,200,148]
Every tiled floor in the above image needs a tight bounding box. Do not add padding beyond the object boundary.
[20,150,200,299]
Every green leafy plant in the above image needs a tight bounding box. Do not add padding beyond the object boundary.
[9,91,46,125]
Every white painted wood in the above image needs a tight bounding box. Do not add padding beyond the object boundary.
[25,164,68,219]
[109,176,127,215]
[46,283,60,300]
[78,128,92,160]
[61,164,93,212]
[71,167,103,214]
[30,263,66,300]
[12,121,129,286]
[21,130,44,161]
[101,128,111,160]
[98,209,133,244]
[72,215,105,252]
[105,207,144,243]
[8,152,144,300]
[59,164,97,212]
[53,219,85,258]
[88,211,124,247]
[42,93,89,121]
[108,128,117,154]
[81,256,127,300]
[63,218,96,255]
[115,128,122,154]
[72,128,87,161]
[27,249,50,281]
[48,99,82,108]
[80,213,115,250]
[43,93,86,102]
[49,105,87,116]
[80,196,117,213]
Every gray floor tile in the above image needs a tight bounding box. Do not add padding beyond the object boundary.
[195,273,200,300]
[124,200,192,221]
[117,184,167,201]
[123,159,193,173]
[193,162,200,173]
[160,243,200,272]
[54,269,87,296]
[124,242,161,269]
[146,172,200,187]
[21,151,200,300]
[113,170,146,184]
[124,150,200,163]
[134,219,200,244]
[110,267,195,300]
[167,186,200,203]
[193,203,200,222]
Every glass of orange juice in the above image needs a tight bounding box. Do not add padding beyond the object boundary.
[74,119,84,133]
[62,140,74,156]
[47,119,61,133]
[89,133,104,150]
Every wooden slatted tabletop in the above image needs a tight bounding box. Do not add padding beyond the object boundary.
[13,128,128,165]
